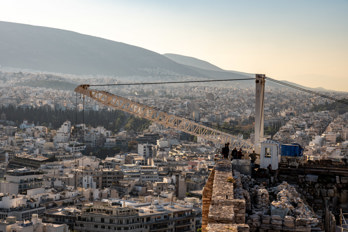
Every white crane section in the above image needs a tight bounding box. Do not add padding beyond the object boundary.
[254,74,266,152]
[74,84,255,150]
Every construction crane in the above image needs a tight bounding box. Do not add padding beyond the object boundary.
[74,81,261,151]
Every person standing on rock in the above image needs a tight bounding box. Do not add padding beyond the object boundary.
[249,150,257,164]
[237,148,243,159]
[231,147,238,160]
[221,143,230,159]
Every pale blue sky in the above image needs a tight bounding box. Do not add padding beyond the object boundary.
[0,0,347,91]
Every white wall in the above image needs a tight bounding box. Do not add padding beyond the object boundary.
[0,196,27,209]
[260,141,280,170]
[27,188,45,196]
[0,182,18,194]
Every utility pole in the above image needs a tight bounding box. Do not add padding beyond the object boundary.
[255,74,266,153]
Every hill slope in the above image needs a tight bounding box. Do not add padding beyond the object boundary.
[0,21,203,77]
[164,53,223,71]
[1,21,329,92]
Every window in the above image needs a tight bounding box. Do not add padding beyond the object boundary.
[265,147,271,158]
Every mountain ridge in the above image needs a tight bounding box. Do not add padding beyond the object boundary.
[0,21,204,77]
[164,53,223,72]
[0,21,333,92]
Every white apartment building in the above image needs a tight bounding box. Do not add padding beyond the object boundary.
[0,169,43,194]
[140,166,159,183]
[138,144,154,159]
[54,121,71,143]
[0,195,45,221]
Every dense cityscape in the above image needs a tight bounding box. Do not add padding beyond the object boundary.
[1,3,348,230]
[0,71,347,231]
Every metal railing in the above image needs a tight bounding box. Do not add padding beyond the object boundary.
[340,209,348,231]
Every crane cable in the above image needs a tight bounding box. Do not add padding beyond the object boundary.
[87,77,255,87]
[80,75,348,105]
[267,77,348,106]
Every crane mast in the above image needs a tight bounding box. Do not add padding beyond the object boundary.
[74,84,254,150]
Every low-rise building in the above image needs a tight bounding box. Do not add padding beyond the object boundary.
[73,201,196,232]
[74,202,142,232]
[1,168,43,194]
[0,195,45,221]
[0,214,68,232]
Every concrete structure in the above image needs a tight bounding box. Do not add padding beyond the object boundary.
[136,202,196,231]
[43,207,81,229]
[8,154,53,169]
[1,169,43,194]
[73,201,197,232]
[19,120,35,130]
[0,195,46,220]
[140,166,159,182]
[74,202,142,232]
[260,140,281,170]
[73,167,124,189]
[175,174,187,200]
[54,121,71,144]
[64,142,86,153]
[138,144,154,160]
[254,74,266,153]
[0,214,68,232]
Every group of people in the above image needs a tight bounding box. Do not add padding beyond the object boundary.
[221,143,243,160]
[221,143,257,164]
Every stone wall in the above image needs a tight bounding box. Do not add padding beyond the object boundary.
[202,167,215,231]
[202,159,249,232]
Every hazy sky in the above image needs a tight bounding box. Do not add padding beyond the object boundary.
[0,0,347,91]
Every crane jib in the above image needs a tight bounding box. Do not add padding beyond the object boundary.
[74,84,254,150]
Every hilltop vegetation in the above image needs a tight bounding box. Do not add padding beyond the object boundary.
[0,105,150,133]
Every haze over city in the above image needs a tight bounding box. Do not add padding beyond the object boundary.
[0,0,347,91]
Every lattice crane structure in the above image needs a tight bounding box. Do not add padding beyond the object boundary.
[74,84,255,150]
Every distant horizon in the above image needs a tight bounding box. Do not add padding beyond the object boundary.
[0,20,347,94]
[0,0,347,91]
